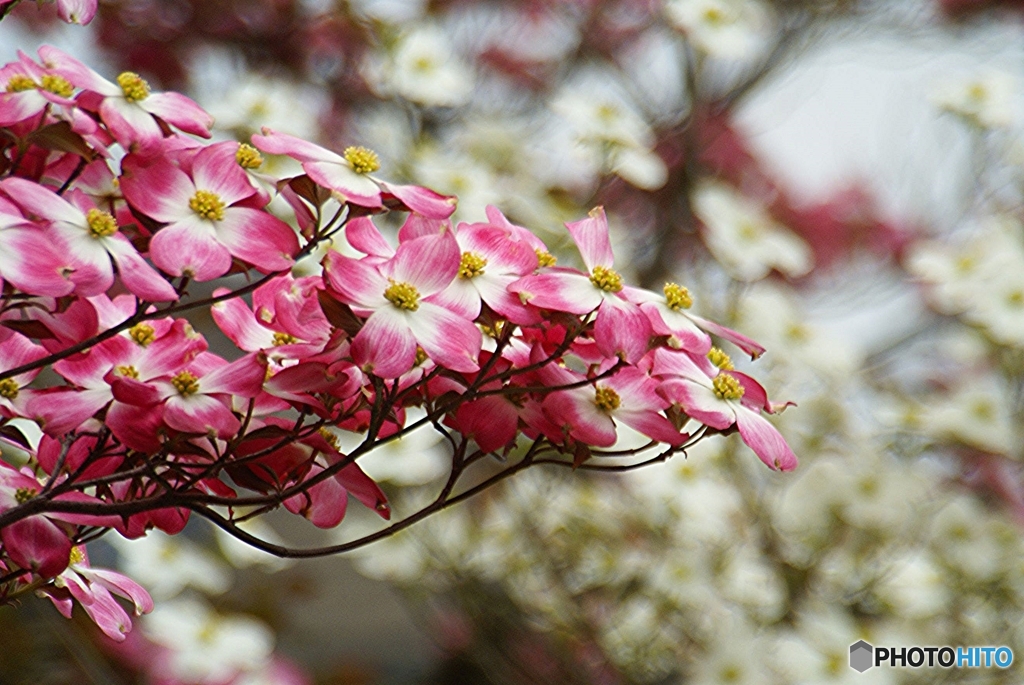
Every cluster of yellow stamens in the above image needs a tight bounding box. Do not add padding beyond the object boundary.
[128,322,156,347]
[702,6,729,25]
[595,103,620,124]
[535,249,557,268]
[235,143,264,169]
[458,251,487,279]
[594,385,621,412]
[171,370,200,396]
[40,74,74,97]
[481,321,505,339]
[117,72,150,101]
[414,347,429,366]
[189,190,226,222]
[115,364,140,379]
[69,546,86,566]
[589,265,623,293]
[737,220,761,241]
[6,74,35,92]
[14,486,37,504]
[0,378,20,400]
[663,282,692,310]
[86,208,118,238]
[707,347,734,370]
[272,332,297,346]
[318,427,340,450]
[712,373,744,401]
[384,281,420,311]
[343,146,380,175]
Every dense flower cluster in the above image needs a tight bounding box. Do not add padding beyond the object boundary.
[0,40,796,644]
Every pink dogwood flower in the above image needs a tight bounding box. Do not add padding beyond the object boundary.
[0,462,118,578]
[509,207,652,363]
[540,360,686,448]
[31,318,207,441]
[654,347,797,471]
[0,332,48,418]
[39,45,212,150]
[139,351,268,440]
[120,144,299,280]
[427,221,540,324]
[626,283,766,358]
[252,129,457,217]
[56,0,98,24]
[0,50,77,127]
[0,194,78,296]
[323,231,482,377]
[42,545,153,642]
[1,177,178,301]
[211,273,332,364]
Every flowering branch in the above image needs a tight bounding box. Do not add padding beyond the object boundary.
[0,42,797,643]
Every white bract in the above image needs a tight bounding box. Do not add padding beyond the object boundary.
[369,25,473,107]
[110,531,231,600]
[933,70,1018,130]
[144,597,274,684]
[204,76,325,139]
[693,181,812,281]
[664,0,773,60]
[551,86,668,190]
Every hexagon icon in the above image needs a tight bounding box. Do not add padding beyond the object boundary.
[849,640,874,673]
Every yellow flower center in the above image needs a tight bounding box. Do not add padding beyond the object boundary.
[116,364,140,379]
[86,208,118,238]
[235,143,264,170]
[594,385,621,412]
[384,281,420,311]
[413,56,435,73]
[14,486,37,504]
[481,321,505,339]
[189,190,226,222]
[6,75,36,92]
[967,82,988,102]
[719,664,742,683]
[596,103,619,124]
[0,378,19,400]
[343,146,380,175]
[414,346,429,366]
[68,546,86,566]
[318,427,340,450]
[971,399,994,421]
[702,7,728,25]
[955,255,975,273]
[1008,289,1024,308]
[128,323,156,346]
[707,347,733,370]
[171,370,200,396]
[737,220,760,241]
[589,265,623,293]
[272,332,297,346]
[663,282,692,310]
[535,249,557,267]
[786,323,809,341]
[40,74,73,98]
[459,251,487,279]
[712,373,744,401]
[117,72,151,102]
